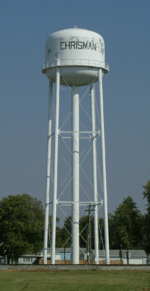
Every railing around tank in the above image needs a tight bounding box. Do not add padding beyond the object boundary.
[41,59,109,72]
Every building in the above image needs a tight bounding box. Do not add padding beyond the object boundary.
[0,249,147,265]
[96,250,147,265]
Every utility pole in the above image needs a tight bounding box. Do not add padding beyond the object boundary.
[127,249,129,265]
[119,244,123,264]
[85,205,94,264]
[64,228,66,262]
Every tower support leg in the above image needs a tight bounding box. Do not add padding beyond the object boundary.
[71,85,79,264]
[51,68,60,264]
[90,83,99,264]
[43,81,53,264]
[98,69,110,265]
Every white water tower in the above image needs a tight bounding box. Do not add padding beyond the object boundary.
[41,27,110,265]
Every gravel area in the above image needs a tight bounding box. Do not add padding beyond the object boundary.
[0,264,150,271]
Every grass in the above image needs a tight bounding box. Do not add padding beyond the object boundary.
[0,269,150,291]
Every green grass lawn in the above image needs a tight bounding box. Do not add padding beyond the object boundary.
[0,269,150,291]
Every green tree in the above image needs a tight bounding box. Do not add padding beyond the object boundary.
[56,214,104,250]
[110,196,144,249]
[143,180,150,254]
[56,216,72,248]
[47,215,61,248]
[56,215,96,249]
[0,194,44,263]
[98,214,114,250]
[79,215,95,249]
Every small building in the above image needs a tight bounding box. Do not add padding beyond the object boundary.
[1,248,147,265]
[96,250,147,264]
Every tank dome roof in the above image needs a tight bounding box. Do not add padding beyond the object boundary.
[49,27,103,40]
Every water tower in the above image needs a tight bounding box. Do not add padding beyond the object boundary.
[41,27,110,265]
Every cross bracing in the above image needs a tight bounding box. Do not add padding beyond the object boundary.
[43,69,110,265]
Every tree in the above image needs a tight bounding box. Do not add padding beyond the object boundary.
[55,214,106,250]
[143,180,150,254]
[56,216,72,248]
[47,215,61,248]
[98,214,113,250]
[79,215,95,249]
[143,180,150,205]
[55,215,95,249]
[0,194,44,263]
[109,196,144,249]
[48,196,144,252]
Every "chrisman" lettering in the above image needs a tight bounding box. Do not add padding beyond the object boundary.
[60,41,97,51]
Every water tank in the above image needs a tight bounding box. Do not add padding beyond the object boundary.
[41,27,109,86]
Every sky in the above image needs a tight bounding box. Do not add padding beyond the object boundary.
[0,0,150,220]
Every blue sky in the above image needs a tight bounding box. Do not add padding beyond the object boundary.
[0,0,150,217]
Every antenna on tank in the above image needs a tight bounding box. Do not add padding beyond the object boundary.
[41,27,110,265]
